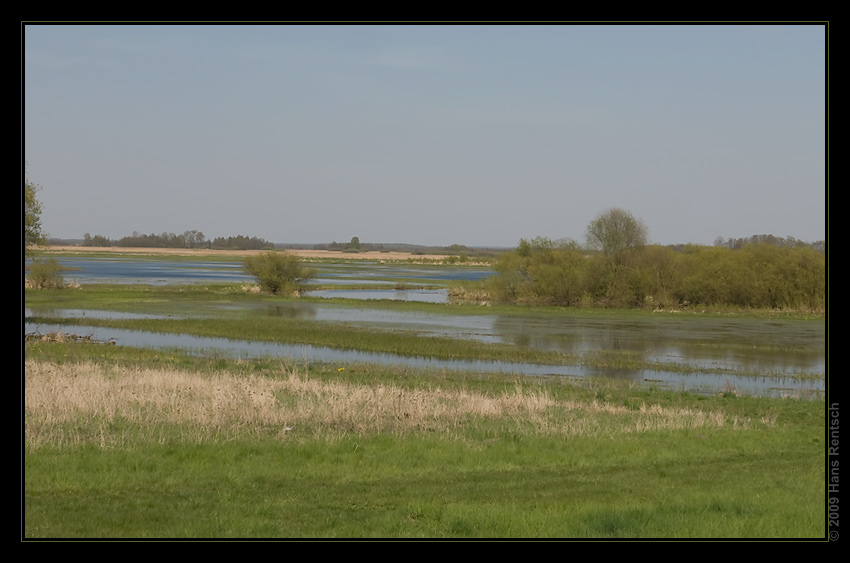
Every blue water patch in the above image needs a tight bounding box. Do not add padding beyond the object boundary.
[26,257,494,287]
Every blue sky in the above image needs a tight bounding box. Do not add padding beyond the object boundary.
[23,24,826,247]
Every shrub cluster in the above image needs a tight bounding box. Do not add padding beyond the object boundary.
[243,252,314,296]
[488,238,825,311]
[26,258,65,289]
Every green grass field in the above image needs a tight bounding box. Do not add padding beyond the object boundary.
[24,342,826,539]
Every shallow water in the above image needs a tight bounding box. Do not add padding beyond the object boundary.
[308,289,449,303]
[23,321,821,398]
[28,256,252,285]
[214,302,825,376]
[25,303,825,398]
[27,257,489,302]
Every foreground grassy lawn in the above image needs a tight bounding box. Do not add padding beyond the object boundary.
[26,432,823,538]
[24,343,825,539]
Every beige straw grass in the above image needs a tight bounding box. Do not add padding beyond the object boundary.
[25,359,746,448]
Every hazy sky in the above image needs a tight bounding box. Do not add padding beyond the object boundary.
[23,24,826,247]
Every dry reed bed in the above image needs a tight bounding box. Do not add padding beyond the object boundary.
[25,359,749,448]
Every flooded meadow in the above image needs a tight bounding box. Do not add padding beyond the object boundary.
[24,255,825,398]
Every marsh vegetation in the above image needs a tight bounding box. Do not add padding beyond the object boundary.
[23,247,826,538]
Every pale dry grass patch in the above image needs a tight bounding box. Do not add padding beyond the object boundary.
[631,403,743,432]
[25,359,746,448]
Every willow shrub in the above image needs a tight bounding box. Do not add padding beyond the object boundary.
[725,244,825,309]
[487,238,593,306]
[26,258,65,289]
[243,252,315,296]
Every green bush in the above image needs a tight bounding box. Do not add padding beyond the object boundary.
[243,252,314,295]
[27,258,65,289]
[487,237,592,306]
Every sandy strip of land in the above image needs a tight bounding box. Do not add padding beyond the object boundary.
[43,245,452,261]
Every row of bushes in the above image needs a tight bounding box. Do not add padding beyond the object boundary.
[487,238,825,311]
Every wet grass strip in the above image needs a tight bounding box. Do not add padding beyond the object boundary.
[26,314,570,366]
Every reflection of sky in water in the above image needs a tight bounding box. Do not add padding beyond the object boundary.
[27,257,493,290]
[26,256,253,285]
[26,300,825,388]
[309,289,448,303]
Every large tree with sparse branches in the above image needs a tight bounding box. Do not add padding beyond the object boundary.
[585,207,648,266]
[584,208,649,307]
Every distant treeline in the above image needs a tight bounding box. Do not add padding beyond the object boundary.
[713,234,825,253]
[208,235,274,250]
[489,237,825,311]
[79,231,274,251]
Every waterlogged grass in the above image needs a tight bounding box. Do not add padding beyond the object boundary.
[24,282,827,320]
[24,277,827,538]
[24,284,564,366]
[28,314,570,366]
[24,344,825,538]
[25,284,825,379]
[25,314,823,380]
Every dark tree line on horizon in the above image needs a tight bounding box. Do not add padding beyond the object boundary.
[713,234,825,253]
[79,231,275,251]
